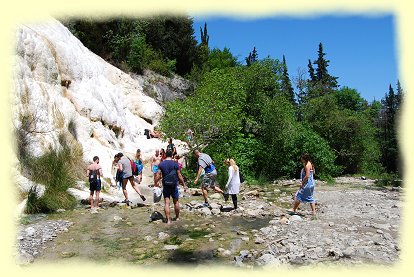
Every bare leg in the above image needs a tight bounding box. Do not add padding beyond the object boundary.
[201,187,209,203]
[214,186,224,194]
[129,177,141,195]
[95,190,100,208]
[89,191,94,209]
[153,173,158,187]
[293,199,300,212]
[310,202,316,215]
[173,198,180,220]
[164,197,171,224]
[122,179,129,201]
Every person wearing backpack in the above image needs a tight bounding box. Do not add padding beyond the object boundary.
[86,156,103,213]
[155,149,187,224]
[193,150,225,206]
[114,152,146,205]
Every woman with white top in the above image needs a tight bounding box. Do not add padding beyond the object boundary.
[224,158,241,210]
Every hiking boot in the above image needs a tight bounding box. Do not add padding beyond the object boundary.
[202,202,210,208]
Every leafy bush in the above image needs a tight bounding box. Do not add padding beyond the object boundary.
[127,34,147,73]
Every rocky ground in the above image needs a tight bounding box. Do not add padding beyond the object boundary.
[15,177,402,268]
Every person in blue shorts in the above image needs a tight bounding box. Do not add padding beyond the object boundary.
[135,149,144,184]
[155,150,187,224]
[151,149,162,187]
[291,153,316,216]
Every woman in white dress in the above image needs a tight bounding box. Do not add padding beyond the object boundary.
[224,158,241,210]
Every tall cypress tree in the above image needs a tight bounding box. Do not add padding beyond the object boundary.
[281,55,295,105]
[200,22,209,46]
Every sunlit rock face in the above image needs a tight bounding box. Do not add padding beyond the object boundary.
[12,18,187,180]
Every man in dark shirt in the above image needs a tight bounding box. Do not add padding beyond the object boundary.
[155,150,187,224]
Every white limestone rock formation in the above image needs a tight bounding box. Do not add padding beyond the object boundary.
[12,18,189,209]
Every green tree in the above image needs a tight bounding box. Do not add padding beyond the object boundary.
[281,55,295,105]
[334,87,368,112]
[307,59,316,83]
[236,58,283,135]
[200,22,209,46]
[142,15,198,76]
[159,68,245,149]
[307,43,339,98]
[207,47,239,71]
[313,42,338,90]
[378,83,402,173]
[245,46,258,66]
[303,94,381,174]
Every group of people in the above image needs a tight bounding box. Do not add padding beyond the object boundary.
[87,144,317,220]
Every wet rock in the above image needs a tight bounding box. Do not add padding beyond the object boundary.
[222,250,232,256]
[244,190,259,197]
[279,217,290,225]
[25,227,36,237]
[289,215,302,222]
[211,208,221,215]
[259,253,282,266]
[343,247,354,258]
[158,232,170,240]
[209,203,221,209]
[163,245,179,250]
[246,210,258,217]
[260,226,273,236]
[201,207,212,216]
[255,237,265,244]
[210,193,222,200]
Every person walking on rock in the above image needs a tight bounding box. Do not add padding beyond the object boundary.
[87,156,103,213]
[155,150,187,224]
[291,153,316,216]
[114,152,146,205]
[193,150,224,206]
[224,158,241,210]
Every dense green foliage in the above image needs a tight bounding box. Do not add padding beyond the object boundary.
[64,16,402,182]
[159,37,402,181]
[65,16,198,76]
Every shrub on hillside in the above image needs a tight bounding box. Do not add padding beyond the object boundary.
[23,134,84,213]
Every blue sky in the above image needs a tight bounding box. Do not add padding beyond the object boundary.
[192,15,398,103]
